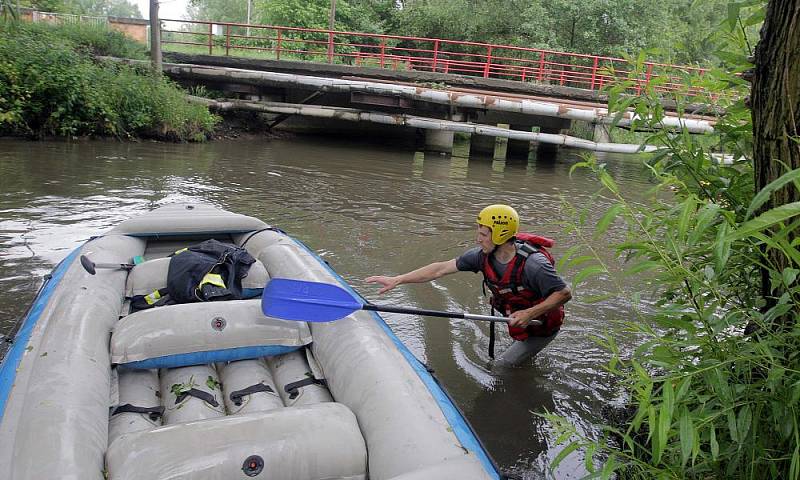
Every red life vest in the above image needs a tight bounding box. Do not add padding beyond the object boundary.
[481,233,565,340]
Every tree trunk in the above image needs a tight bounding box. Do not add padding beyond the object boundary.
[149,0,162,74]
[751,1,800,320]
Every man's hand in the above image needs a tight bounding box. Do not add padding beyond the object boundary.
[507,308,535,328]
[365,275,401,294]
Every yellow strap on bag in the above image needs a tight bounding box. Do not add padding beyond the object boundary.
[200,273,226,289]
[144,289,162,305]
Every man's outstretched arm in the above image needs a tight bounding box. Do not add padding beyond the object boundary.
[366,259,459,294]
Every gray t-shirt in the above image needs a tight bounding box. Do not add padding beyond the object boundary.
[456,245,567,299]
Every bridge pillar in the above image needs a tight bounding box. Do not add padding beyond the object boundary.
[493,124,510,160]
[425,129,454,153]
[508,124,533,159]
[593,122,611,143]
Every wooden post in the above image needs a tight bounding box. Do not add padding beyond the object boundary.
[149,0,161,74]
[208,23,213,55]
[225,24,230,56]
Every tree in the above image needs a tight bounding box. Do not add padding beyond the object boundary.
[750,0,800,323]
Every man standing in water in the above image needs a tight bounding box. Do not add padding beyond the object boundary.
[366,204,572,367]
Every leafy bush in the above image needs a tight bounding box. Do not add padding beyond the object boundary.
[0,21,217,140]
[55,22,148,59]
[546,3,799,479]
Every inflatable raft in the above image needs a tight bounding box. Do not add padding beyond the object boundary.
[0,204,500,480]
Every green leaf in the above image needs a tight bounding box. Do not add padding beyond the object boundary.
[783,268,799,287]
[595,203,625,237]
[557,244,584,271]
[565,255,598,270]
[714,220,733,270]
[655,380,674,464]
[736,404,752,442]
[551,441,580,469]
[569,161,590,176]
[679,408,693,466]
[626,260,662,275]
[677,196,697,242]
[731,202,800,240]
[598,170,620,195]
[688,203,721,245]
[710,425,719,459]
[727,410,739,443]
[746,168,800,218]
[573,264,608,286]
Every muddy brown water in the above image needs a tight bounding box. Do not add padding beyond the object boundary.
[0,136,654,478]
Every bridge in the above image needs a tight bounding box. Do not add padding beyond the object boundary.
[157,19,719,156]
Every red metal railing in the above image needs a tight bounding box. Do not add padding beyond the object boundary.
[161,19,710,97]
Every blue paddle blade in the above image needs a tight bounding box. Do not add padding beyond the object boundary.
[261,278,364,322]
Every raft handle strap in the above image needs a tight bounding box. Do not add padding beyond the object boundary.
[230,382,275,406]
[175,388,219,407]
[240,227,287,249]
[285,377,328,400]
[111,403,165,421]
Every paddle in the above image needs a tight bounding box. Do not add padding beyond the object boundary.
[261,278,541,325]
[79,255,135,275]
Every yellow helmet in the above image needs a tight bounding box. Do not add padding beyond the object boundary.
[477,204,519,245]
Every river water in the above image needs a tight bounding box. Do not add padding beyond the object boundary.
[0,136,653,478]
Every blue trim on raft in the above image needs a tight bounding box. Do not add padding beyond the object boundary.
[0,248,81,421]
[289,237,500,479]
[119,345,303,370]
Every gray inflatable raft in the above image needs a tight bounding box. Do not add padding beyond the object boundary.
[0,204,500,480]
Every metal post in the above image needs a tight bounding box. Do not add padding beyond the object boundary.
[590,56,598,90]
[483,45,493,78]
[380,38,385,68]
[276,30,282,60]
[327,32,334,63]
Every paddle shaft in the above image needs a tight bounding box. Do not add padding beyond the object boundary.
[362,303,542,326]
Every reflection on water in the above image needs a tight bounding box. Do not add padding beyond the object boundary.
[0,136,653,478]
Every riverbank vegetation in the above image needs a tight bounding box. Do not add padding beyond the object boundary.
[547,1,799,478]
[0,21,217,141]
